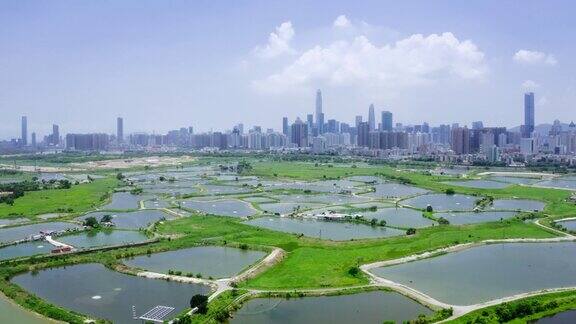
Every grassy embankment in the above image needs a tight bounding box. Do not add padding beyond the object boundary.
[0,177,118,219]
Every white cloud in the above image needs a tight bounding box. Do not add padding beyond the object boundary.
[253,32,486,94]
[253,21,295,59]
[333,15,351,28]
[522,80,540,89]
[513,50,557,66]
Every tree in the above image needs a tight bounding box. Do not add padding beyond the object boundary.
[437,217,450,225]
[445,188,455,195]
[190,294,208,314]
[59,180,72,189]
[370,218,378,226]
[406,228,417,235]
[116,172,125,180]
[83,216,99,228]
[100,214,113,223]
[426,205,433,212]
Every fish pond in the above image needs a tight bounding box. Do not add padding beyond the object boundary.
[244,217,405,241]
[371,242,576,305]
[230,290,433,324]
[123,246,266,278]
[12,263,210,323]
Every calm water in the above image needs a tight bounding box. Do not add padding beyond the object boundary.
[0,217,29,227]
[535,309,576,323]
[0,222,80,244]
[143,199,172,209]
[101,192,141,210]
[436,211,519,225]
[556,220,576,231]
[271,194,370,205]
[490,199,546,211]
[489,176,540,185]
[12,263,210,324]
[0,241,52,260]
[371,242,576,305]
[536,179,576,190]
[76,210,172,229]
[181,199,257,217]
[363,183,429,198]
[241,196,277,203]
[446,180,510,189]
[0,293,50,324]
[201,184,252,195]
[123,246,266,278]
[346,175,384,183]
[231,290,433,324]
[402,194,476,211]
[244,217,404,241]
[361,208,436,228]
[58,230,149,248]
[260,202,324,215]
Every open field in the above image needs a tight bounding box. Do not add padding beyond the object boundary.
[0,177,118,218]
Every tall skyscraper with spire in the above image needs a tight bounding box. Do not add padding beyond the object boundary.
[315,89,323,133]
[368,104,375,130]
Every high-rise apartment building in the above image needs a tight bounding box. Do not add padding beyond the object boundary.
[52,124,60,145]
[291,118,308,147]
[451,126,470,154]
[357,122,370,147]
[282,117,289,136]
[381,111,393,131]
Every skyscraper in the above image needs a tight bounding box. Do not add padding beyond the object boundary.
[355,115,363,128]
[52,124,60,145]
[291,117,308,147]
[522,92,535,138]
[451,126,470,154]
[117,117,124,143]
[282,117,289,136]
[381,111,393,131]
[357,122,370,147]
[315,89,323,133]
[368,104,375,130]
[21,116,28,146]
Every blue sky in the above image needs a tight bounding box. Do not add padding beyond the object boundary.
[1,0,574,138]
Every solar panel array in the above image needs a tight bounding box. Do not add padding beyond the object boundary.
[139,305,175,323]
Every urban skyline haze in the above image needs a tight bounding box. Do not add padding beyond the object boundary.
[1,0,575,138]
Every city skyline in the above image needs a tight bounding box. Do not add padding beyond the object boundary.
[2,1,576,138]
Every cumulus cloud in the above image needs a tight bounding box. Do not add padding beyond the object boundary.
[522,80,540,89]
[253,21,295,59]
[253,32,487,94]
[513,50,557,66]
[333,15,351,28]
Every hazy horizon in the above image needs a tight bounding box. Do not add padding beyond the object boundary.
[2,0,575,139]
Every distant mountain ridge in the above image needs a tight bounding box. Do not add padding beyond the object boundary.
[509,122,574,135]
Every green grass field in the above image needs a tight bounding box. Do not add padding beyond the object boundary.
[0,177,118,218]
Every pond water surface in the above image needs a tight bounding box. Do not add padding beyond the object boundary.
[12,263,210,323]
[0,293,49,324]
[123,246,266,278]
[101,192,142,210]
[181,199,257,217]
[0,222,80,244]
[402,194,476,211]
[436,211,519,225]
[231,290,433,324]
[58,230,149,248]
[361,208,436,228]
[371,242,576,305]
[245,217,404,241]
